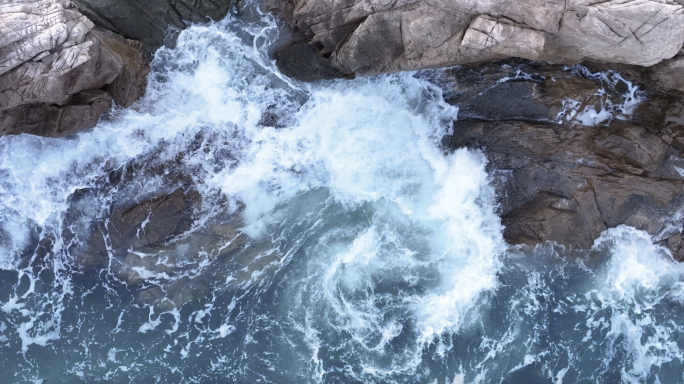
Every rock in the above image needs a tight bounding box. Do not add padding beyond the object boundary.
[461,15,546,61]
[0,0,94,76]
[274,41,346,82]
[437,60,684,256]
[94,28,150,108]
[69,183,251,308]
[434,61,623,125]
[665,233,684,261]
[0,0,149,137]
[651,55,684,95]
[452,81,551,122]
[72,0,234,55]
[106,188,202,255]
[0,90,112,136]
[269,0,684,80]
[73,188,201,268]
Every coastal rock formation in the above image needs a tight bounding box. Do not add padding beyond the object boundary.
[268,0,684,80]
[0,0,149,137]
[652,56,684,94]
[434,61,684,258]
[72,0,234,55]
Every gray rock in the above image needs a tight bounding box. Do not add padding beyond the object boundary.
[72,0,234,55]
[269,0,684,80]
[274,41,346,82]
[0,0,94,76]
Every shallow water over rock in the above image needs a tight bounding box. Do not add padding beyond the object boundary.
[1,8,684,384]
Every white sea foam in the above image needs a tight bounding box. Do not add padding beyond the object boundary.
[0,9,506,379]
[594,226,683,304]
[0,4,682,384]
[555,65,644,127]
[584,226,684,382]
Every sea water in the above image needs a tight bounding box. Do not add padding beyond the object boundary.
[0,6,683,384]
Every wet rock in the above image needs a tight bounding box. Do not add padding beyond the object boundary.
[74,188,201,268]
[72,0,234,55]
[664,233,684,261]
[107,188,202,254]
[439,61,684,256]
[451,81,550,122]
[269,0,684,80]
[274,41,346,82]
[0,0,149,137]
[435,61,623,125]
[72,184,250,306]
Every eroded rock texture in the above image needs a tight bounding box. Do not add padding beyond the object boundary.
[72,0,234,55]
[268,0,684,80]
[0,0,149,137]
[434,61,684,258]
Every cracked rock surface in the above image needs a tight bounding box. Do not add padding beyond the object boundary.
[0,0,149,137]
[433,60,684,258]
[268,0,684,80]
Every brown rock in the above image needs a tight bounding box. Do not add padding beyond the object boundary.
[92,28,150,108]
[107,189,202,254]
[0,0,149,137]
[0,90,112,136]
[651,55,684,95]
[664,233,684,261]
[73,188,201,268]
[440,60,684,255]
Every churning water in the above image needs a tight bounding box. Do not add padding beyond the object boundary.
[1,6,684,384]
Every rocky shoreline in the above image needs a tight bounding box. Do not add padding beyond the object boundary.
[432,61,684,258]
[4,0,684,264]
[0,0,148,136]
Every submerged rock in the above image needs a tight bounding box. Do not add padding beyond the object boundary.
[107,188,202,253]
[0,0,149,137]
[70,182,255,307]
[268,0,684,80]
[437,61,684,259]
[79,188,202,264]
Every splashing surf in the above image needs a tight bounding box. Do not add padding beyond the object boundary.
[0,6,682,384]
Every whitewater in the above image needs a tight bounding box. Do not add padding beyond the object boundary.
[1,5,684,384]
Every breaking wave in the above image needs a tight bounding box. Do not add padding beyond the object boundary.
[0,5,682,384]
